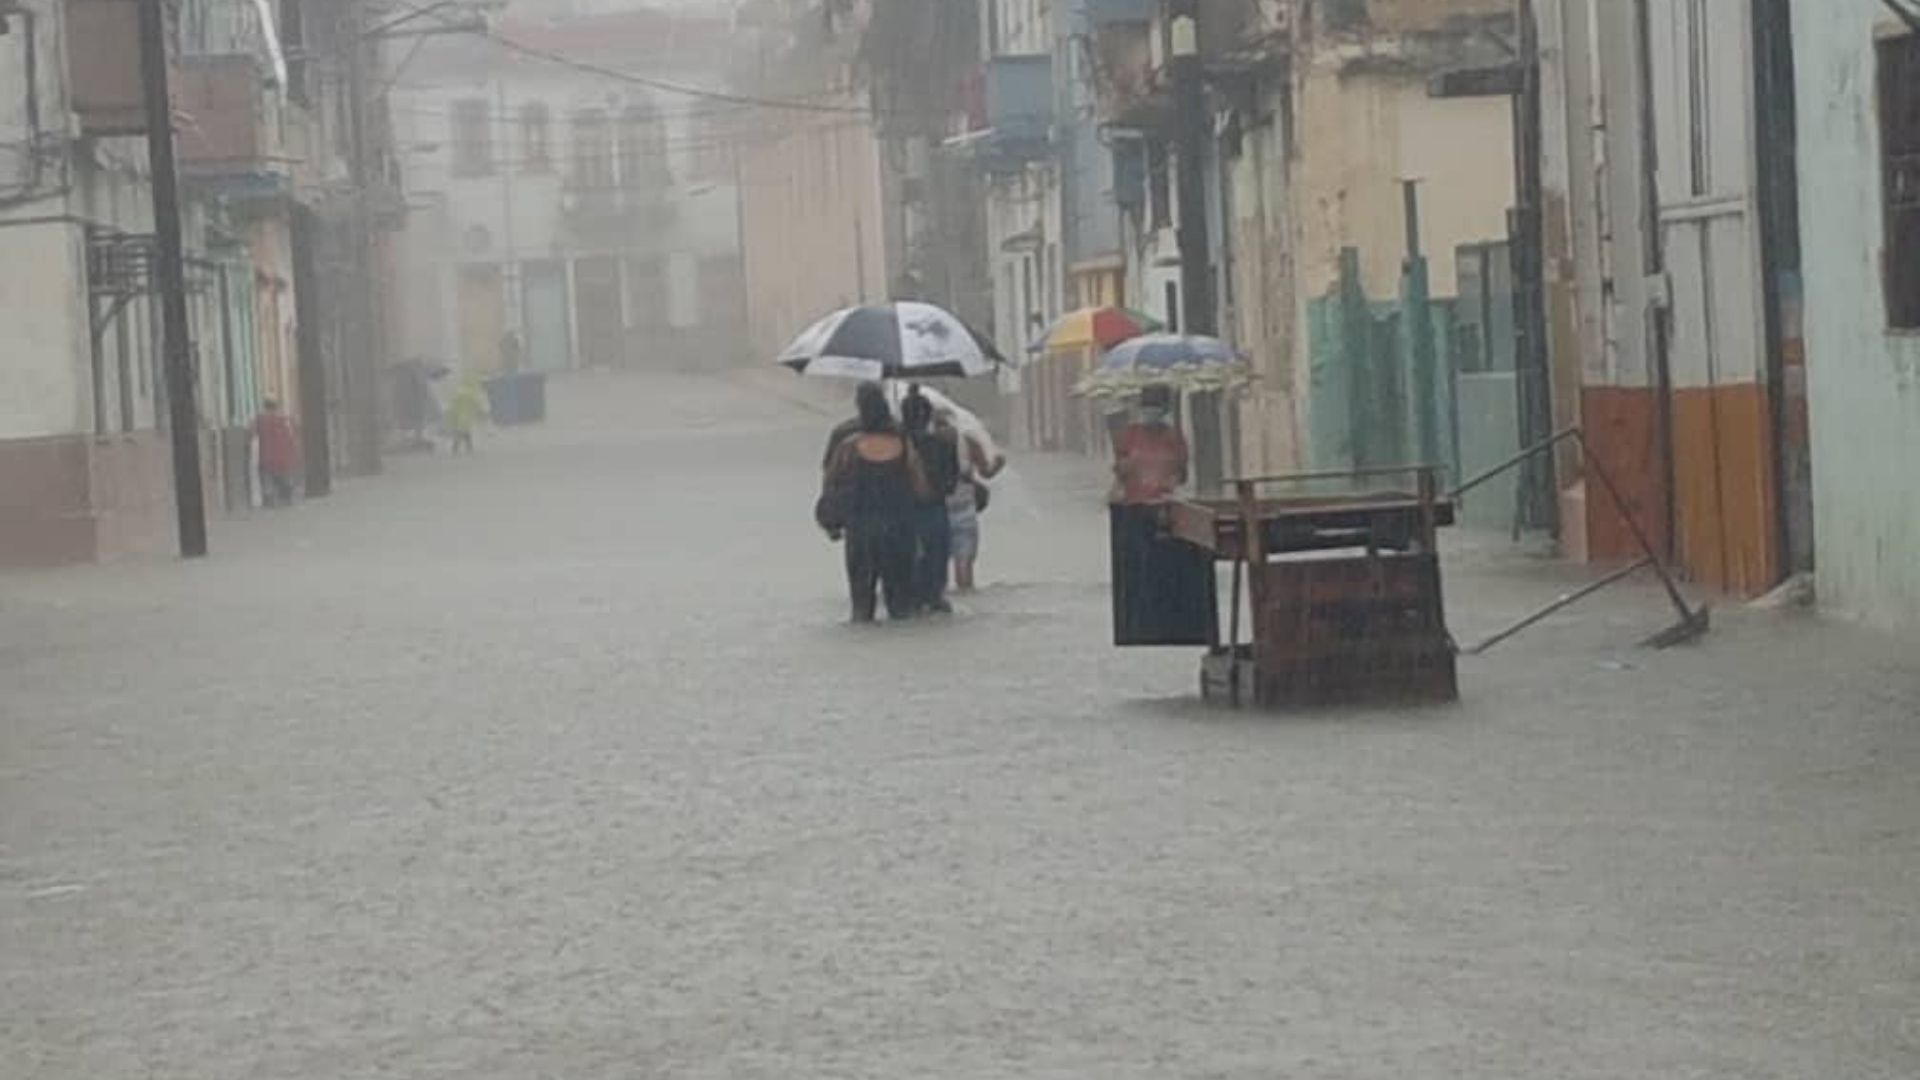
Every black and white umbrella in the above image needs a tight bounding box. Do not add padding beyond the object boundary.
[777,301,1005,380]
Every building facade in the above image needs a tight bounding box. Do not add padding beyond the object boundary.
[1532,0,1806,597]
[0,0,371,565]
[733,0,991,387]
[1789,1,1920,629]
[392,5,748,377]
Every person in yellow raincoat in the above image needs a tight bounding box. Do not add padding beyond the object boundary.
[447,375,488,455]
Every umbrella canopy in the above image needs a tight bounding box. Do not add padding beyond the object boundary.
[1073,333,1255,401]
[1026,306,1163,354]
[883,382,999,462]
[778,301,1004,380]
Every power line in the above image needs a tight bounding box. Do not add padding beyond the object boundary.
[381,0,878,117]
[477,27,875,117]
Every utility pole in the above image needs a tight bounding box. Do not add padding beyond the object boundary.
[137,0,209,557]
[1166,0,1223,488]
[343,0,384,475]
[1167,0,1215,338]
[291,205,334,497]
[1511,0,1557,533]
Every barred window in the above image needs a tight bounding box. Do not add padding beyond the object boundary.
[1878,32,1920,328]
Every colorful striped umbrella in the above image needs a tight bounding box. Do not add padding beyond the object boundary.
[1026,306,1164,354]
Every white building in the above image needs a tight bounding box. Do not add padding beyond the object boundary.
[969,0,1067,362]
[391,4,747,375]
[0,0,341,564]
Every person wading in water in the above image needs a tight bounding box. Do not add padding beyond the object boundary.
[901,389,960,614]
[818,382,928,623]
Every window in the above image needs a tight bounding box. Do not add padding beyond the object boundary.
[1021,255,1035,333]
[450,99,493,178]
[686,113,732,184]
[1148,140,1172,231]
[571,109,612,189]
[626,255,666,330]
[1880,32,1920,328]
[618,105,669,189]
[520,103,552,173]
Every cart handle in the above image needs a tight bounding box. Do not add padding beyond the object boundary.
[1227,464,1446,487]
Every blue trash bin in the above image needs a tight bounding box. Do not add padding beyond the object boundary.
[483,372,548,425]
[517,372,546,423]
[483,376,517,425]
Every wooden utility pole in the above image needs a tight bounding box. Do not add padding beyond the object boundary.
[137,0,209,557]
[344,0,384,476]
[1511,0,1557,533]
[1166,0,1225,489]
[1167,0,1215,338]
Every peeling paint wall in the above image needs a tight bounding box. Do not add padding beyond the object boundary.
[1284,57,1515,475]
[1791,5,1920,630]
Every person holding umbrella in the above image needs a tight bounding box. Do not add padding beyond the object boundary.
[1081,334,1246,646]
[784,300,1004,620]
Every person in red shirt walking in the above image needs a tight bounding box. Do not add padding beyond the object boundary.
[254,398,300,508]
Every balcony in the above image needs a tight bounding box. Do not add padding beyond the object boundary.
[1363,0,1513,35]
[952,55,1054,174]
[559,183,674,245]
[174,55,298,203]
[67,0,146,136]
[1085,0,1155,24]
[1086,12,1163,129]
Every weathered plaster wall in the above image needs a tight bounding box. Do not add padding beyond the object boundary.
[1292,65,1514,303]
[0,222,89,440]
[1791,6,1920,630]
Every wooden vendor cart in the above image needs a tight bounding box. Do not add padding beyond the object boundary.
[1111,467,1459,709]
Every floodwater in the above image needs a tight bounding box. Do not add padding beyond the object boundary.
[3,372,1917,1078]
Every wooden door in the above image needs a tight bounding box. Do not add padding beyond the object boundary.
[457,264,505,375]
[573,256,624,368]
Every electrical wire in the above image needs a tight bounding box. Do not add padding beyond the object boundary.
[380,0,880,117]
[476,28,877,117]
[379,91,819,125]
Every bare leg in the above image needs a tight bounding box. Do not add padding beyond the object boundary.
[953,557,976,592]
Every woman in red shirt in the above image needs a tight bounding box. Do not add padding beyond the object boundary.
[1111,387,1188,505]
[254,398,300,508]
[1107,387,1214,645]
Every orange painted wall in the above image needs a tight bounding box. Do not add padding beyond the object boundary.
[1669,383,1779,595]
[1580,386,1668,563]
[1580,383,1780,596]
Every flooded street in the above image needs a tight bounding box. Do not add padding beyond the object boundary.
[4,373,1917,1079]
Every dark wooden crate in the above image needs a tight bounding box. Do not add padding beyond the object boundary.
[1247,553,1457,706]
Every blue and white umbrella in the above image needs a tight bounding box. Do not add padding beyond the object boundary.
[1074,333,1255,400]
[778,301,1005,380]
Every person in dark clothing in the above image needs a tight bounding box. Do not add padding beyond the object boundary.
[822,381,887,470]
[821,384,925,623]
[901,389,960,614]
